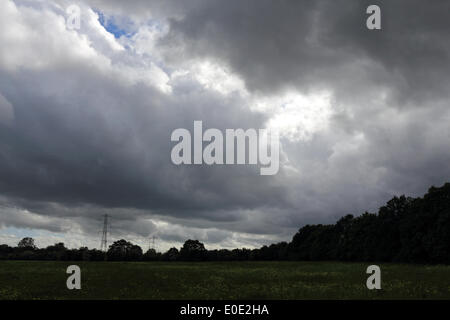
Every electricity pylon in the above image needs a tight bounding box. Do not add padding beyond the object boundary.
[100,214,109,252]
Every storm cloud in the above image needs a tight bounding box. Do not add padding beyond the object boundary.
[0,0,449,250]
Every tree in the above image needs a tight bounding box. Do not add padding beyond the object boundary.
[162,247,179,261]
[1,182,450,264]
[17,237,36,250]
[0,244,12,260]
[179,239,207,261]
[143,248,160,261]
[46,242,66,251]
[107,239,143,261]
[45,242,68,260]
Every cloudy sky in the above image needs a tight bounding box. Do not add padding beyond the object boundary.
[0,0,449,251]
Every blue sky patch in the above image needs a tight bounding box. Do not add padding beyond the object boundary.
[94,9,135,39]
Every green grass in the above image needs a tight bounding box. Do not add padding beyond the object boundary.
[0,261,449,299]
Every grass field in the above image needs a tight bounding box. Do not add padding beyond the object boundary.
[0,261,449,299]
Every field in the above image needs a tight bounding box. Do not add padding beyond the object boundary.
[0,261,449,300]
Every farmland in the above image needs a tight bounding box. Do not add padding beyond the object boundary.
[0,261,449,300]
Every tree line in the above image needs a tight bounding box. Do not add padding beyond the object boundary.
[1,183,450,264]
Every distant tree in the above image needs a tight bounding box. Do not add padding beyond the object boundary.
[287,184,450,264]
[45,242,68,260]
[88,248,107,261]
[46,242,66,251]
[143,248,160,261]
[3,182,450,264]
[374,196,412,261]
[180,240,207,261]
[0,244,13,259]
[78,247,91,261]
[107,239,143,261]
[17,237,36,250]
[108,239,133,256]
[397,185,450,263]
[162,247,179,261]
[128,244,143,261]
[271,242,289,260]
[289,225,322,260]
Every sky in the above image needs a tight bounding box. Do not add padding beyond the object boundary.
[0,0,449,252]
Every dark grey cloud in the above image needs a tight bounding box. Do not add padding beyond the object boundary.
[159,0,450,104]
[0,0,449,249]
[0,66,287,214]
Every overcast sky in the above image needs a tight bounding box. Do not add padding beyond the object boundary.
[0,0,449,251]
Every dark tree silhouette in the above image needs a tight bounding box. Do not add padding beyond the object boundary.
[17,237,36,250]
[143,248,160,261]
[2,183,450,264]
[107,239,143,261]
[162,247,179,261]
[179,239,207,261]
